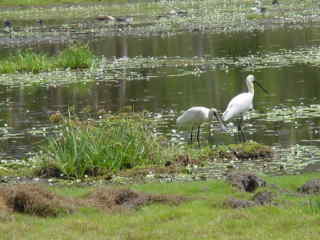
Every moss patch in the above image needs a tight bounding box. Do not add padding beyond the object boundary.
[228,141,273,159]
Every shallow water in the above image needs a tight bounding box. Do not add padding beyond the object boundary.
[0,25,320,171]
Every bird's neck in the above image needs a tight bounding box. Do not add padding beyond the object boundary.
[211,111,227,131]
[247,81,254,95]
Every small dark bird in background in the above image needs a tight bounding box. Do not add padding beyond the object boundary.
[37,19,44,26]
[96,15,115,21]
[272,0,279,5]
[115,16,133,23]
[4,20,12,28]
[3,20,14,38]
[260,7,267,14]
[95,15,133,23]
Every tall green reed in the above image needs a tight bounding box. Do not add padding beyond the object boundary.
[37,113,164,178]
[0,44,95,74]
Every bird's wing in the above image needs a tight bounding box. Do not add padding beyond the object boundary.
[176,107,208,126]
[223,93,253,121]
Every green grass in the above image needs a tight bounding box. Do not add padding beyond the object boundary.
[36,113,165,178]
[1,174,320,240]
[0,44,95,74]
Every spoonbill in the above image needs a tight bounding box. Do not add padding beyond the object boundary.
[222,74,269,142]
[176,106,226,146]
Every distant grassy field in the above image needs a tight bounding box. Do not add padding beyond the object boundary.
[1,173,320,240]
[0,0,129,7]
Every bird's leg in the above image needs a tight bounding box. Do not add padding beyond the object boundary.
[236,118,244,143]
[197,126,201,147]
[190,127,193,144]
[236,118,241,142]
[238,117,247,142]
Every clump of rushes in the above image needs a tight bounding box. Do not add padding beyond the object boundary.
[36,113,164,178]
[0,50,49,74]
[0,44,95,74]
[55,44,94,69]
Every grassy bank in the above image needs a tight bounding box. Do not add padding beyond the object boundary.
[0,44,95,73]
[0,173,320,240]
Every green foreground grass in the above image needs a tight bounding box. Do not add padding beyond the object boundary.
[1,173,320,240]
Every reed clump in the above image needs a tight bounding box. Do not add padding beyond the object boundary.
[36,113,164,178]
[0,44,95,74]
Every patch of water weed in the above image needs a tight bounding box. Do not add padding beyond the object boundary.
[1,43,320,86]
[0,0,319,41]
[248,104,320,123]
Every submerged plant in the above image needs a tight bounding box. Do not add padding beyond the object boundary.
[37,113,164,178]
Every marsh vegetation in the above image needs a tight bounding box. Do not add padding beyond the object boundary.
[0,0,320,238]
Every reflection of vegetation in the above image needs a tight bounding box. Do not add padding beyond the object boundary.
[0,44,95,73]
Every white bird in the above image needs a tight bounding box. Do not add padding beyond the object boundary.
[222,74,268,142]
[176,106,226,146]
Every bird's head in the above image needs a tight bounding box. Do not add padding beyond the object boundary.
[209,108,227,132]
[246,74,269,94]
[246,74,255,84]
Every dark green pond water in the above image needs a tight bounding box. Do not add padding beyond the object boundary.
[1,26,320,166]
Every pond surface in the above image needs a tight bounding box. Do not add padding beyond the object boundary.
[0,25,320,172]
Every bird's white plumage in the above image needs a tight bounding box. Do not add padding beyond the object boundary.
[176,106,211,127]
[222,75,255,121]
[176,106,226,144]
[222,93,253,121]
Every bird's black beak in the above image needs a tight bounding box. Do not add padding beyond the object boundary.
[254,81,269,95]
[213,112,227,132]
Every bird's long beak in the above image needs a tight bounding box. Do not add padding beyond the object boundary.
[254,81,269,95]
[213,112,228,132]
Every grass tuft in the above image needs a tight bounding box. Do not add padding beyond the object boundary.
[55,44,95,69]
[0,184,74,217]
[0,44,95,74]
[36,113,164,178]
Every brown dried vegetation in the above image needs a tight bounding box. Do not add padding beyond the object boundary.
[85,187,187,212]
[0,184,74,217]
[0,184,187,217]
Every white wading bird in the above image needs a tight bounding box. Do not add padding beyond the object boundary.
[176,106,226,146]
[222,74,269,142]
